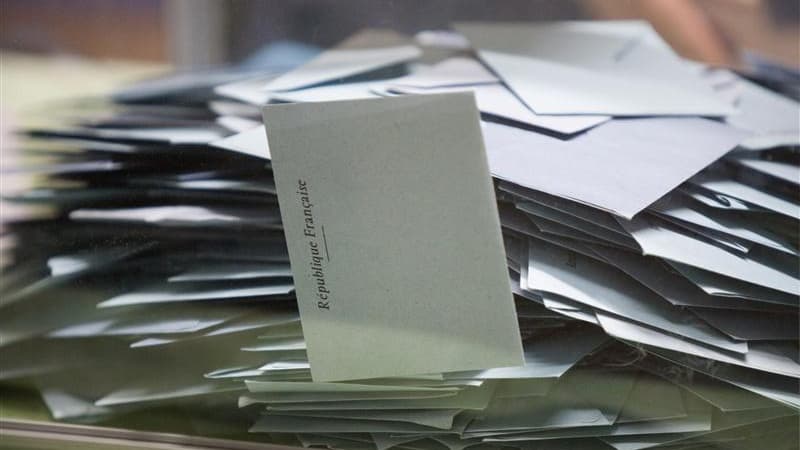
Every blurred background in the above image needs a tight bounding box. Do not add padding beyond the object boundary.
[2,0,799,69]
[2,0,799,167]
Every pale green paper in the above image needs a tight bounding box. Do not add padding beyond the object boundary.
[263,93,524,382]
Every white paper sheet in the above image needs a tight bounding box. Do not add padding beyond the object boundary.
[482,118,746,219]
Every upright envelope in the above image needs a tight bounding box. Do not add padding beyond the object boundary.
[264,93,524,382]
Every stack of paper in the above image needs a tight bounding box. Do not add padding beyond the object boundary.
[2,23,798,450]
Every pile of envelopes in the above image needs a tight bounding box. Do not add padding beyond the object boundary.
[2,21,799,450]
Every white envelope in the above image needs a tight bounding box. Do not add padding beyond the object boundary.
[388,57,498,88]
[209,125,270,159]
[525,238,747,354]
[597,312,800,378]
[725,77,800,148]
[619,215,799,295]
[455,21,735,116]
[389,84,610,135]
[482,118,746,219]
[268,80,382,103]
[262,45,420,92]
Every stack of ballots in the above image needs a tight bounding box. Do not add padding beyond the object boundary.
[2,21,799,450]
